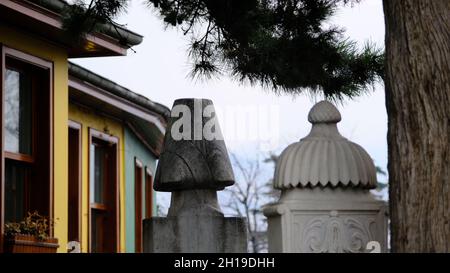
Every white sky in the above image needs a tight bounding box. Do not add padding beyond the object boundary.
[71,0,388,208]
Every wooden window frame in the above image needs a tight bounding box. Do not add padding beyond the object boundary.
[88,128,119,253]
[3,58,37,163]
[0,45,53,252]
[134,158,143,253]
[145,167,153,219]
[68,120,82,248]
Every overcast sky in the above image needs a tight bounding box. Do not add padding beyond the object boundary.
[71,0,388,208]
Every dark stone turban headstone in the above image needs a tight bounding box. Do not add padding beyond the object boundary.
[144,98,247,253]
[154,98,235,192]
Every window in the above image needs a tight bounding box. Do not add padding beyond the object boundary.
[68,121,81,245]
[4,59,35,224]
[89,129,119,253]
[145,168,153,219]
[134,158,143,253]
[1,47,53,250]
[4,67,32,156]
[135,163,153,252]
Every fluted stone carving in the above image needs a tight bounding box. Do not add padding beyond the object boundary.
[143,98,247,253]
[274,101,377,189]
[264,101,388,253]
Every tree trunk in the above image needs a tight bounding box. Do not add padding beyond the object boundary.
[383,0,449,252]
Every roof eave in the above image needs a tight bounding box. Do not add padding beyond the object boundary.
[68,62,170,157]
[0,0,143,57]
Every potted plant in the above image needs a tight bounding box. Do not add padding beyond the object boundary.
[4,211,59,253]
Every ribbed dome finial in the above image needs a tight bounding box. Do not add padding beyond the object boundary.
[307,100,341,124]
[274,100,377,189]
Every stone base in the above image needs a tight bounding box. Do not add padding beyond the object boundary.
[263,188,388,253]
[143,216,247,253]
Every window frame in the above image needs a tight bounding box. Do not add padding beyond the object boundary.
[145,167,153,219]
[0,45,54,252]
[3,60,36,162]
[88,128,119,253]
[68,120,82,247]
[134,158,143,253]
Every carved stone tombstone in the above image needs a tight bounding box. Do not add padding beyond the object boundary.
[263,101,388,253]
[143,98,247,253]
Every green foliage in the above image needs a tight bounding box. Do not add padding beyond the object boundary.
[375,165,388,191]
[62,0,384,99]
[62,0,128,42]
[147,0,384,99]
[4,211,52,240]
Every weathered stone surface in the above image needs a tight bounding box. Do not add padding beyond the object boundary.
[145,98,247,253]
[167,189,224,217]
[154,98,235,192]
[144,216,247,253]
[144,190,248,253]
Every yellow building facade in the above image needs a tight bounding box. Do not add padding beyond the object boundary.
[68,104,126,253]
[0,0,168,253]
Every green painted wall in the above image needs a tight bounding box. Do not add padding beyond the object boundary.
[124,126,158,253]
